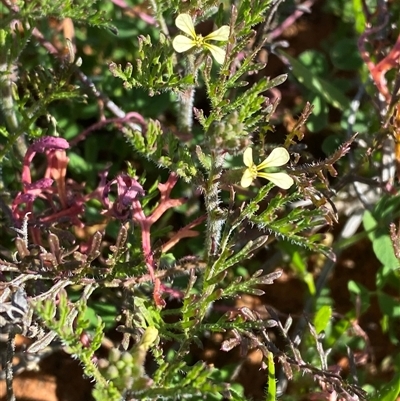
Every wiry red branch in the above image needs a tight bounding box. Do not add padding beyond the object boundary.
[357,3,400,104]
[130,173,186,307]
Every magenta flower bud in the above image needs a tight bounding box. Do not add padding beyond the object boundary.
[31,136,69,153]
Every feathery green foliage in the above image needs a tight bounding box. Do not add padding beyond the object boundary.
[1,0,400,400]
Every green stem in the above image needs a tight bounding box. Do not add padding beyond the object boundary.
[82,353,112,390]
[149,0,169,36]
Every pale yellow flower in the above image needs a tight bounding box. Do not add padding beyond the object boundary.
[241,147,294,189]
[172,13,230,64]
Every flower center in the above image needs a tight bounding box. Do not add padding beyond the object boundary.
[249,165,258,178]
[194,34,204,47]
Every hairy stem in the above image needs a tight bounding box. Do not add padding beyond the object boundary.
[0,49,27,166]
[6,331,16,401]
[176,52,197,134]
[149,0,169,36]
[203,152,225,265]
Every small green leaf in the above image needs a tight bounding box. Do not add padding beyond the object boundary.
[322,134,344,156]
[86,302,117,330]
[314,305,332,334]
[298,50,329,76]
[369,372,400,401]
[306,94,328,132]
[280,50,350,110]
[352,0,367,34]
[363,210,400,279]
[377,292,400,318]
[348,280,371,313]
[330,38,363,71]
[68,152,91,175]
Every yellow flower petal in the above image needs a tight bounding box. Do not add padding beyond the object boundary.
[257,172,294,189]
[172,35,196,53]
[205,25,230,41]
[175,14,196,39]
[138,326,158,351]
[203,43,226,64]
[241,168,256,187]
[257,147,290,170]
[243,148,254,167]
